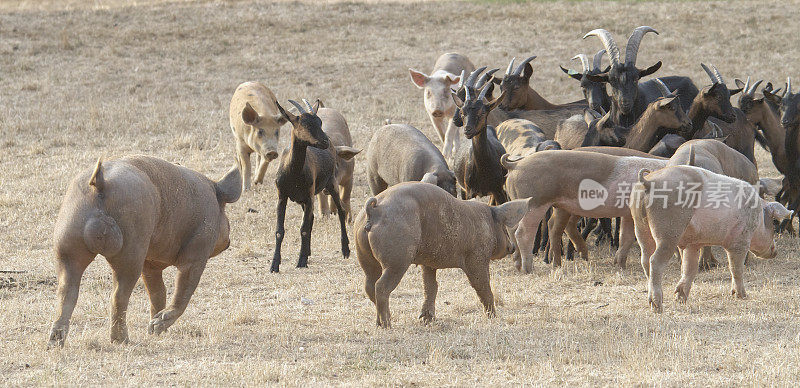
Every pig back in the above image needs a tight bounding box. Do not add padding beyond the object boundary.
[368,124,447,185]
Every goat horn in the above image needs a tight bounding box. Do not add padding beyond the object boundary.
[477,68,499,89]
[302,98,314,113]
[653,78,672,98]
[513,55,537,76]
[287,99,306,114]
[464,83,472,102]
[505,57,516,76]
[466,66,487,88]
[456,69,466,89]
[700,63,718,85]
[624,26,658,66]
[711,64,724,85]
[592,49,606,71]
[584,29,621,68]
[787,77,793,99]
[478,81,491,101]
[571,54,591,72]
[750,80,764,96]
[743,76,751,95]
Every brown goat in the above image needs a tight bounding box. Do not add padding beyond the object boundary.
[499,56,586,111]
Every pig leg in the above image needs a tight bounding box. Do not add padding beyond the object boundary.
[613,216,636,268]
[317,192,331,218]
[375,263,411,328]
[339,174,354,223]
[726,247,748,299]
[565,216,589,261]
[108,256,146,343]
[548,209,571,267]
[48,252,93,348]
[464,259,495,317]
[419,266,438,324]
[367,172,387,196]
[148,252,210,335]
[510,224,523,271]
[698,247,719,270]
[236,141,252,191]
[254,155,269,185]
[356,246,381,305]
[270,196,288,273]
[515,206,548,274]
[675,245,701,303]
[647,243,676,313]
[633,221,656,279]
[297,200,315,268]
[141,261,168,318]
[328,183,351,259]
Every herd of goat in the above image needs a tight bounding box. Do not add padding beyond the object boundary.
[46,26,800,345]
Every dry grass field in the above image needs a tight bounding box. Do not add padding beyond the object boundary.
[2,0,800,385]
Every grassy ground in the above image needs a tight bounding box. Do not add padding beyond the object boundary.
[1,0,799,385]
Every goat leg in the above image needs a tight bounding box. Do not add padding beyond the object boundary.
[328,184,351,258]
[271,196,288,273]
[297,201,314,268]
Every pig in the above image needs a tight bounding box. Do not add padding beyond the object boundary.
[353,182,532,327]
[48,156,241,347]
[366,123,457,196]
[495,118,561,157]
[630,165,792,312]
[230,81,288,191]
[409,53,475,158]
[315,105,360,222]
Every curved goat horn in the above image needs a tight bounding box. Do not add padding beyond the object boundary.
[700,63,719,84]
[505,57,516,76]
[302,98,314,113]
[465,66,487,88]
[456,69,466,89]
[787,77,793,100]
[478,81,492,102]
[477,68,499,89]
[584,29,621,68]
[592,49,606,71]
[287,99,306,114]
[624,26,659,66]
[653,78,672,98]
[749,80,764,96]
[711,64,724,85]
[743,76,751,95]
[513,55,537,76]
[572,54,591,72]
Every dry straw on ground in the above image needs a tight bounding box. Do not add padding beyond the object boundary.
[1,0,799,385]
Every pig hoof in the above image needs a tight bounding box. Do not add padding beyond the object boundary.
[731,288,747,299]
[47,327,67,348]
[110,329,129,344]
[148,312,172,335]
[674,285,689,304]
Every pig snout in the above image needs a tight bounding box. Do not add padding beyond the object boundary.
[431,110,445,118]
[265,150,279,160]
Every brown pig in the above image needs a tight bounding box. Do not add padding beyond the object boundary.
[230,81,288,191]
[353,182,532,327]
[315,106,361,222]
[48,156,241,347]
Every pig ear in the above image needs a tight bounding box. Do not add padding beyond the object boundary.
[89,157,105,192]
[420,172,438,185]
[765,202,793,221]
[492,197,532,227]
[409,69,429,89]
[334,146,361,161]
[242,102,261,125]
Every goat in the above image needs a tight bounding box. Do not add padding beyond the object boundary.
[315,105,361,223]
[738,78,789,174]
[499,56,586,111]
[452,69,509,205]
[409,53,474,150]
[778,78,800,229]
[229,82,288,191]
[271,99,356,273]
[560,50,611,113]
[584,27,698,127]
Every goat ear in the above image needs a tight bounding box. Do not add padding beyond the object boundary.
[734,78,746,89]
[522,63,533,81]
[728,87,743,96]
[451,93,464,109]
[334,146,361,161]
[765,201,793,221]
[639,61,662,78]
[586,73,609,83]
[656,96,677,108]
[560,66,583,81]
[488,89,507,111]
[409,68,429,89]
[445,74,460,86]
[492,197,533,227]
[274,101,297,125]
[242,103,261,125]
[273,113,288,126]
